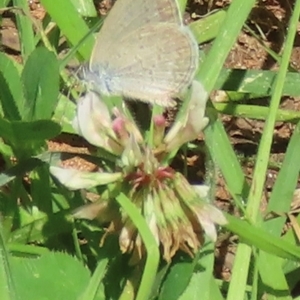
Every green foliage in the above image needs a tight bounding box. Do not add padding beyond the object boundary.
[21,47,59,121]
[10,252,92,300]
[0,0,300,299]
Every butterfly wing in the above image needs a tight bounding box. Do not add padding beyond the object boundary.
[92,23,199,106]
[90,0,182,67]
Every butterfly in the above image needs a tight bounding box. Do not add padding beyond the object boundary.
[83,0,199,107]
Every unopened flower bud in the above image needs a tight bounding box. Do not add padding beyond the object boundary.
[153,115,166,147]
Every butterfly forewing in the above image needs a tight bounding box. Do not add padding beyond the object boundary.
[95,23,199,106]
[86,0,199,106]
[90,0,182,67]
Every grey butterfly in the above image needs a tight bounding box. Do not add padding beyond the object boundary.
[83,0,199,107]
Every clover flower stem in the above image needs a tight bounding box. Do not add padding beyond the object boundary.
[116,193,159,300]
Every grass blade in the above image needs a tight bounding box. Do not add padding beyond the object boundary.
[0,223,17,300]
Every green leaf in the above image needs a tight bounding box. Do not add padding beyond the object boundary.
[0,0,10,8]
[13,0,35,60]
[10,252,91,300]
[0,223,18,300]
[190,10,226,44]
[0,69,22,121]
[31,166,53,213]
[215,69,300,97]
[225,214,300,261]
[256,122,300,298]
[52,93,77,134]
[258,252,292,300]
[263,121,300,235]
[0,53,24,120]
[70,0,97,17]
[204,103,248,198]
[39,0,94,60]
[0,119,61,147]
[8,210,72,244]
[159,254,199,300]
[21,47,60,121]
[178,243,221,300]
[0,157,44,187]
[214,103,300,123]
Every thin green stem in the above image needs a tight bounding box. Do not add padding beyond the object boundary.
[199,0,256,200]
[228,1,300,299]
[8,244,49,256]
[78,258,108,300]
[247,1,300,223]
[214,103,300,123]
[194,0,255,299]
[197,1,256,91]
[116,193,160,300]
[71,223,84,263]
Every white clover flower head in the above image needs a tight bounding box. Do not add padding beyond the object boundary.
[50,81,227,263]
